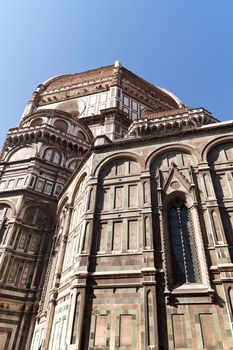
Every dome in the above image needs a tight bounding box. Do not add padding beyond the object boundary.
[36,64,184,111]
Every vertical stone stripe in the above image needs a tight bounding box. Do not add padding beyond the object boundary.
[172,314,187,348]
[147,290,155,346]
[199,313,217,349]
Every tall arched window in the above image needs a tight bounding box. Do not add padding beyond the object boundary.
[168,201,199,285]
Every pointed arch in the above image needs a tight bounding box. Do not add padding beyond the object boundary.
[167,199,200,285]
[0,200,16,216]
[70,172,88,205]
[5,144,36,162]
[202,136,233,162]
[146,144,199,170]
[92,151,144,177]
[20,202,53,226]
[57,195,70,217]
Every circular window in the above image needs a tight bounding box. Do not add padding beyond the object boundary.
[54,119,68,132]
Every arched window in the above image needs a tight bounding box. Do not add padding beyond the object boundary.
[168,201,199,285]
[23,205,48,226]
[68,160,79,171]
[44,148,61,165]
[0,204,12,222]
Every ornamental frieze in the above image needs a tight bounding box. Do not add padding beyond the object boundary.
[37,78,113,106]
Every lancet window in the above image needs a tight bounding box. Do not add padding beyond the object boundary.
[168,200,200,285]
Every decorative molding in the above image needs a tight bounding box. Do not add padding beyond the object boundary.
[127,108,217,138]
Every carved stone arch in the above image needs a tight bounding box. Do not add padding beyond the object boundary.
[172,120,180,130]
[42,146,64,165]
[202,136,233,163]
[20,202,52,227]
[66,158,80,171]
[5,144,36,162]
[0,200,16,216]
[163,190,194,209]
[56,195,71,226]
[56,195,71,245]
[70,172,88,205]
[0,203,14,231]
[165,194,201,286]
[166,122,173,132]
[20,201,45,216]
[146,144,200,170]
[61,139,67,149]
[98,157,141,183]
[76,123,94,142]
[56,137,62,146]
[50,134,56,143]
[93,152,145,177]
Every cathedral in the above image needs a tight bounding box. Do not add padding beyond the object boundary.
[1,62,233,350]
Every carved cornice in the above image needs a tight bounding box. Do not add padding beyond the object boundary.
[37,79,112,106]
[126,108,217,137]
[4,124,92,154]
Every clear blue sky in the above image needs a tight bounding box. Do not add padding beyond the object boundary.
[0,0,233,146]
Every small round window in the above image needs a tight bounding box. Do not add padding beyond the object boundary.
[54,119,68,132]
